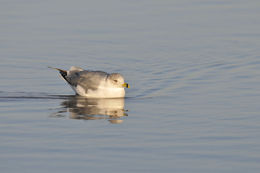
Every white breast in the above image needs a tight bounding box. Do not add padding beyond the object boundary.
[73,85,125,98]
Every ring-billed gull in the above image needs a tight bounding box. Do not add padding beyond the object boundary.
[49,66,130,98]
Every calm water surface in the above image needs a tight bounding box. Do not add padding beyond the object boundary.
[1,0,260,172]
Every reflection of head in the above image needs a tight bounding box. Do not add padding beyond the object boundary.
[56,96,127,123]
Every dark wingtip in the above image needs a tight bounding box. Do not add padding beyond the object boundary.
[48,66,67,78]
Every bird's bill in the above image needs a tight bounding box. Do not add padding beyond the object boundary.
[122,83,130,88]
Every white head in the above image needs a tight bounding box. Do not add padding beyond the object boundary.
[107,73,130,88]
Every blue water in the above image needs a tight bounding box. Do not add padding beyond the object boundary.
[1,0,260,172]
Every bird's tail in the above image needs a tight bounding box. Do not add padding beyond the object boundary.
[48,66,67,79]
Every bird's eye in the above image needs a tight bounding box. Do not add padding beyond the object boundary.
[114,80,118,83]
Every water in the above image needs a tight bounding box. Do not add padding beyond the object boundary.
[1,0,260,172]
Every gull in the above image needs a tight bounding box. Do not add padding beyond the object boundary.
[49,66,130,98]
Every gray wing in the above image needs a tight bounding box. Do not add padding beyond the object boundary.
[66,70,109,92]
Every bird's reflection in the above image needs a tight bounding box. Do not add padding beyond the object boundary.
[52,96,128,124]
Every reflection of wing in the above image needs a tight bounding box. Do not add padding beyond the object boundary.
[66,71,108,92]
[52,96,128,124]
